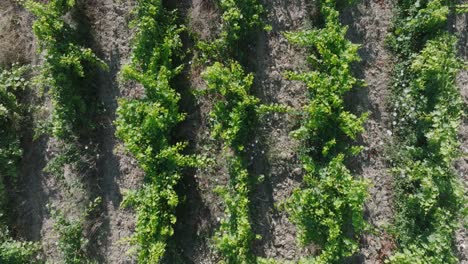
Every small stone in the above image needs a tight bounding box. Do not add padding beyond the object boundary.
[274,239,285,247]
[285,250,295,260]
[292,167,302,176]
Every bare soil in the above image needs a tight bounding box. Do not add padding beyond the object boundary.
[454,4,468,263]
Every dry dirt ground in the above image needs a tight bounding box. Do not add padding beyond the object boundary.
[0,0,466,263]
[455,3,468,263]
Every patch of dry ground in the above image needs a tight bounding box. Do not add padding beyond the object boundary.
[341,0,396,262]
[455,5,468,263]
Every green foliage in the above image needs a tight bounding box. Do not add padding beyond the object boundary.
[387,0,449,56]
[287,155,368,264]
[114,1,198,262]
[283,0,369,262]
[23,1,108,262]
[49,198,101,264]
[50,209,88,264]
[197,0,267,62]
[218,0,265,42]
[214,156,257,264]
[456,3,468,13]
[198,1,273,262]
[0,65,29,208]
[0,65,40,263]
[388,0,465,262]
[388,33,464,264]
[256,103,292,115]
[44,142,94,179]
[202,61,261,263]
[24,0,107,194]
[24,0,107,140]
[202,62,259,152]
[127,0,184,77]
[0,227,40,264]
[197,3,281,260]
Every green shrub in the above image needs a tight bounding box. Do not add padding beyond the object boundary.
[24,1,108,262]
[24,0,107,140]
[388,32,465,263]
[197,1,273,262]
[196,2,277,262]
[24,0,107,187]
[197,0,268,62]
[0,227,40,264]
[283,0,369,262]
[49,198,101,264]
[50,209,89,264]
[456,3,468,13]
[0,64,40,264]
[202,62,291,263]
[388,0,448,57]
[0,65,29,208]
[202,61,260,263]
[115,1,199,262]
[202,62,259,152]
[387,0,465,262]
